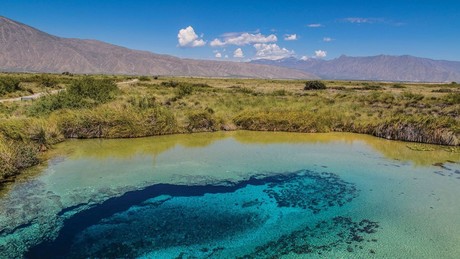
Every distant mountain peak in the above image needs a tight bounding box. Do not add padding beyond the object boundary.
[252,54,460,82]
[0,16,316,79]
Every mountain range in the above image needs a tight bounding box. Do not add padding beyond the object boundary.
[0,16,314,79]
[251,55,460,82]
[1,16,460,82]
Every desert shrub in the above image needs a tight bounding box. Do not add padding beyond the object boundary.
[400,92,424,102]
[0,77,22,95]
[391,84,406,89]
[304,80,326,90]
[362,85,383,90]
[67,77,118,103]
[442,93,460,105]
[330,86,346,90]
[139,76,151,81]
[187,110,217,132]
[177,83,193,97]
[28,77,119,116]
[432,88,452,93]
[233,87,255,94]
[38,75,58,88]
[161,81,179,87]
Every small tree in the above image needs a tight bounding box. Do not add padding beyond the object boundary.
[0,77,21,94]
[304,80,326,90]
[67,77,118,103]
[38,75,58,88]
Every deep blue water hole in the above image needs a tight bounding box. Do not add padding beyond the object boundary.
[23,169,378,258]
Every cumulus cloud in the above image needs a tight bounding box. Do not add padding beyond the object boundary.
[253,43,294,60]
[210,32,277,47]
[233,48,244,58]
[177,26,206,47]
[215,52,222,58]
[300,56,309,61]
[314,50,327,58]
[284,34,297,41]
[210,39,225,47]
[307,23,323,28]
[323,37,333,42]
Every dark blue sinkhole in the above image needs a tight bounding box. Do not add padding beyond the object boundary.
[25,169,360,259]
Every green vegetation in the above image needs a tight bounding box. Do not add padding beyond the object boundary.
[28,77,119,116]
[138,76,151,81]
[0,76,22,95]
[0,72,459,181]
[37,75,58,88]
[304,80,326,90]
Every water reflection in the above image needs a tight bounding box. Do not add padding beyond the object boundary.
[53,131,460,166]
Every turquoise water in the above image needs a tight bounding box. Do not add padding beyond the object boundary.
[0,131,459,258]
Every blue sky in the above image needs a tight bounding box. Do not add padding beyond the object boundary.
[2,0,460,61]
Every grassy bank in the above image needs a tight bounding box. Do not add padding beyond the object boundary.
[0,73,459,181]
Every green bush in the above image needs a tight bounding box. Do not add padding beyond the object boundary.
[28,77,119,116]
[361,85,383,90]
[0,77,22,95]
[442,93,460,104]
[139,76,151,81]
[391,84,406,89]
[67,77,118,103]
[187,110,217,132]
[400,92,424,102]
[304,80,326,90]
[38,75,58,88]
[177,83,193,97]
[161,81,179,87]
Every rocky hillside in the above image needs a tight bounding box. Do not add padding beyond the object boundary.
[0,16,315,79]
[252,55,460,82]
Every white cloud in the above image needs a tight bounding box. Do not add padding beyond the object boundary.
[323,37,333,42]
[177,26,206,47]
[233,48,244,58]
[210,32,277,47]
[215,52,222,58]
[210,39,225,47]
[343,17,372,23]
[300,56,309,61]
[225,54,229,58]
[342,17,386,24]
[253,43,295,60]
[307,23,323,28]
[284,34,297,41]
[314,50,327,58]
[342,17,404,26]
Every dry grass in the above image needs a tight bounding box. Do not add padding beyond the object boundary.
[0,73,459,180]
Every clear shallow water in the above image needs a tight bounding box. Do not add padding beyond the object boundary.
[0,131,460,258]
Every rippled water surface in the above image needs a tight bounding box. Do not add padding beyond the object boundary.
[1,131,459,258]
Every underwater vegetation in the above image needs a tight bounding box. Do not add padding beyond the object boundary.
[20,169,375,258]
